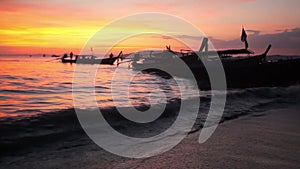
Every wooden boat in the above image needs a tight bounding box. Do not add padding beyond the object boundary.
[130,28,300,89]
[188,44,300,90]
[131,28,270,71]
[180,44,272,68]
[61,51,123,65]
[131,39,271,71]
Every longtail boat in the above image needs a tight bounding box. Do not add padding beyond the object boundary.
[61,51,123,65]
[130,28,300,89]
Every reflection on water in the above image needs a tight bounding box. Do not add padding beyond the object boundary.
[0,56,200,118]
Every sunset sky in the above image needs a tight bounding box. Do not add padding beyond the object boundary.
[0,0,299,55]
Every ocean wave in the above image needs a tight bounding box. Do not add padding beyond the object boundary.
[1,85,300,156]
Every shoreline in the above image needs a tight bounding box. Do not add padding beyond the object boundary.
[1,104,299,168]
[107,105,300,169]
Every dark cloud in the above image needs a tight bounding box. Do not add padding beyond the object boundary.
[247,30,261,36]
[210,28,300,54]
[175,35,203,41]
[148,29,300,54]
[150,34,203,40]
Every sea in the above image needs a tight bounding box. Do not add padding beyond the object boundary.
[1,55,300,157]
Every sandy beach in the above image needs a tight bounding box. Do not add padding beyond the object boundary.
[1,104,299,169]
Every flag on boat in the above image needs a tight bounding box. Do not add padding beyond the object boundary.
[241,27,248,49]
[241,28,247,42]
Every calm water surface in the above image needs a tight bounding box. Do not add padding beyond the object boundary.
[0,56,200,118]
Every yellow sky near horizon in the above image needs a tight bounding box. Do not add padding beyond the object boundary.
[0,0,299,55]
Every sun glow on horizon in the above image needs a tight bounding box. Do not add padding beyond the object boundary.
[0,0,299,55]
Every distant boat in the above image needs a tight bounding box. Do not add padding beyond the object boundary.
[61,51,123,65]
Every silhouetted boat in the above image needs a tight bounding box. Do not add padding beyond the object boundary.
[181,44,298,89]
[61,51,123,65]
[179,43,272,68]
[131,38,271,72]
[130,28,300,89]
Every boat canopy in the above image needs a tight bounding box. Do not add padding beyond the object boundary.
[217,49,254,56]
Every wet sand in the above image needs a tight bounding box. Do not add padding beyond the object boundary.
[1,105,299,169]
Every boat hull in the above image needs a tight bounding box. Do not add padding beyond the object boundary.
[195,59,300,89]
[131,56,300,90]
[61,57,119,65]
